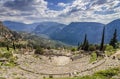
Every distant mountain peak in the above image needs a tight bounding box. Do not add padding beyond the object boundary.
[70,22,104,25]
[110,19,120,23]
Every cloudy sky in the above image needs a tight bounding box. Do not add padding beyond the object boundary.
[0,0,120,24]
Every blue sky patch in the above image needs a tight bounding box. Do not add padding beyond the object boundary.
[45,0,73,11]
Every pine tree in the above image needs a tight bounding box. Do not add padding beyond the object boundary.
[77,42,83,50]
[82,34,89,51]
[84,39,89,51]
[109,29,118,48]
[6,45,9,51]
[13,42,16,50]
[82,34,87,50]
[100,26,105,51]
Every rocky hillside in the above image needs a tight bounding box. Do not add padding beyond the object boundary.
[0,21,13,40]
[21,32,69,49]
[33,22,66,37]
[1,21,68,49]
[0,21,21,42]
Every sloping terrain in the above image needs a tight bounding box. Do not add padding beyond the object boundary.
[0,21,13,40]
[21,32,69,49]
[33,22,66,37]
[51,22,104,45]
[51,19,120,45]
[105,19,120,43]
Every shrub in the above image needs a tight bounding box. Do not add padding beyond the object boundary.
[2,52,13,58]
[90,52,97,63]
[94,68,119,78]
[88,45,96,51]
[105,45,116,56]
[0,42,6,47]
[43,76,46,79]
[0,52,2,58]
[71,48,76,52]
[0,77,6,79]
[34,47,44,55]
[105,45,114,51]
[49,75,53,78]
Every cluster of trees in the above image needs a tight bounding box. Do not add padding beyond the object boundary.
[109,29,118,48]
[78,27,118,52]
[0,30,23,51]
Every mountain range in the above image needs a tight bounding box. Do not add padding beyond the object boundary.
[0,21,68,48]
[51,22,104,45]
[3,19,120,45]
[33,22,66,37]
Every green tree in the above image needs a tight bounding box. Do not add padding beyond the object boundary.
[109,29,118,48]
[34,47,44,55]
[100,26,105,51]
[77,42,82,50]
[6,44,9,51]
[12,42,16,50]
[82,34,89,51]
[88,44,96,51]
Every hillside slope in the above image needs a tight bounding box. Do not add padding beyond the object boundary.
[0,21,13,40]
[51,22,104,45]
[105,19,120,43]
[33,22,66,37]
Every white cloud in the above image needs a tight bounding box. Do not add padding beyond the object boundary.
[0,0,49,23]
[0,0,119,24]
[57,2,67,7]
[56,0,120,24]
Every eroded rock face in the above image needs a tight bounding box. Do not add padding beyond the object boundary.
[52,56,71,66]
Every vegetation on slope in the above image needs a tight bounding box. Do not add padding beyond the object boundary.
[21,32,70,49]
[90,52,97,63]
[0,47,17,67]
